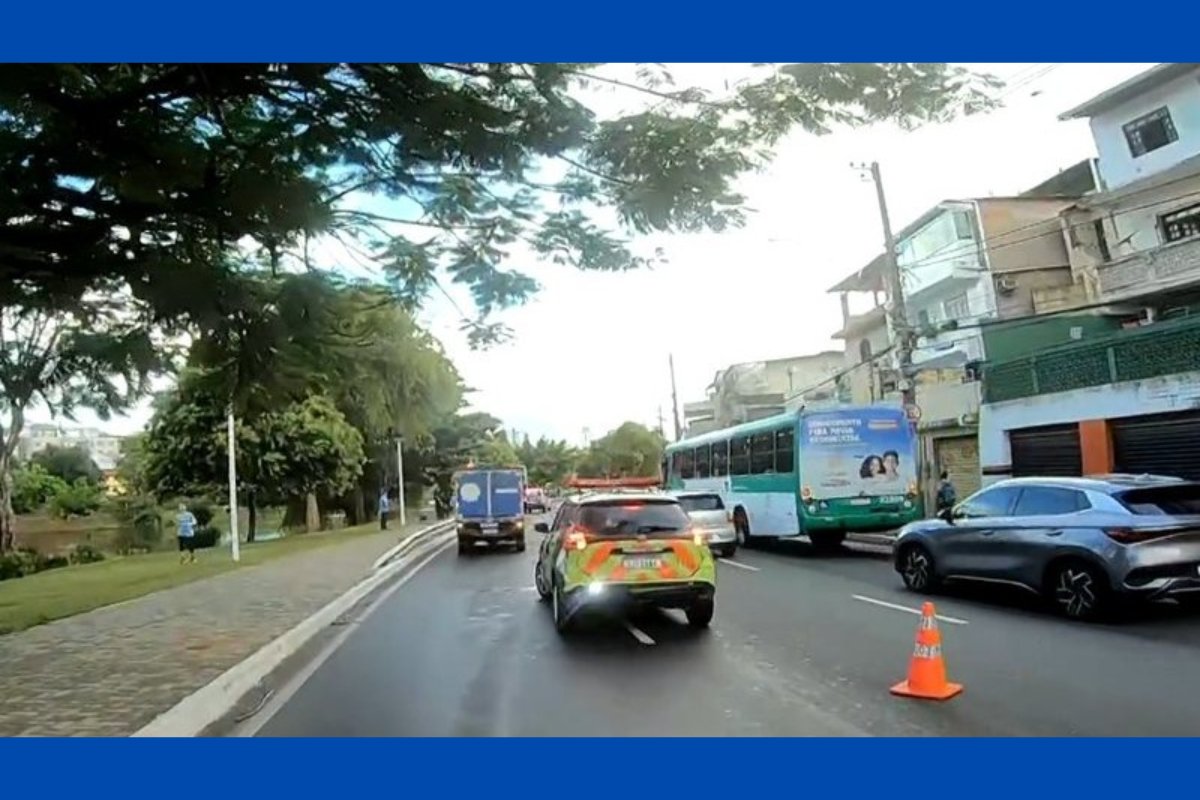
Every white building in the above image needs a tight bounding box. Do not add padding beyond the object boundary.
[980,64,1200,484]
[18,424,124,472]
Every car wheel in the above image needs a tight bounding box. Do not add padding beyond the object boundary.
[552,583,571,634]
[515,535,526,553]
[722,545,737,559]
[458,539,471,556]
[534,562,550,601]
[733,511,750,548]
[899,543,939,593]
[686,597,714,628]
[1047,560,1108,621]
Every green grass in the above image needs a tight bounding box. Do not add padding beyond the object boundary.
[0,521,396,635]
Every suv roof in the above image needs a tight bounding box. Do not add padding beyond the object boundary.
[992,475,1196,494]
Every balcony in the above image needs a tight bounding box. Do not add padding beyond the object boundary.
[1098,236,1200,301]
[984,315,1200,403]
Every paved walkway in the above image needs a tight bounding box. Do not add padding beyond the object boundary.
[0,519,439,736]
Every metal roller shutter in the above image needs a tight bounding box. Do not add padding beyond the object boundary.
[1009,423,1082,477]
[1112,410,1200,481]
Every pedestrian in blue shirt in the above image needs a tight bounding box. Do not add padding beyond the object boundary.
[176,503,198,564]
[378,491,390,531]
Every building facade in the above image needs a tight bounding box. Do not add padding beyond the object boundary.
[980,64,1200,484]
[829,186,1092,506]
[682,352,844,436]
[18,423,124,472]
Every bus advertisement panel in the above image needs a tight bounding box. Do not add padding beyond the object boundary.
[800,408,918,500]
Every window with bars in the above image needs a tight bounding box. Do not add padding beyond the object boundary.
[944,293,971,319]
[1123,107,1178,158]
[1161,203,1200,243]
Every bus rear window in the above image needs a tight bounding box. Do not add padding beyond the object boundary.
[578,502,691,535]
[1117,485,1200,515]
[678,494,725,513]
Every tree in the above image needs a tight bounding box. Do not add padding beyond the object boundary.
[0,301,161,551]
[142,387,365,541]
[576,422,665,478]
[0,63,1000,547]
[11,463,68,514]
[31,444,101,485]
[0,64,999,325]
[515,436,581,487]
[414,412,505,518]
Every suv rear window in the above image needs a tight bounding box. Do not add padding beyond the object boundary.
[678,494,724,513]
[578,501,691,536]
[1117,484,1200,515]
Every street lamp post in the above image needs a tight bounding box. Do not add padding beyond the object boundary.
[226,408,240,562]
[395,436,407,528]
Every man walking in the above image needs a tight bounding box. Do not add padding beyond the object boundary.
[378,490,390,531]
[176,503,198,564]
[935,470,957,516]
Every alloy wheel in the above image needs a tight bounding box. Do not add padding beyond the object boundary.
[902,548,932,591]
[1055,567,1098,618]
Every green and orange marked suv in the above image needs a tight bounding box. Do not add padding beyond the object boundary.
[533,477,716,634]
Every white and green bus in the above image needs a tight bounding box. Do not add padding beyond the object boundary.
[662,405,921,549]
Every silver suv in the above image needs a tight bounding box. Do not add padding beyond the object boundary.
[893,475,1200,620]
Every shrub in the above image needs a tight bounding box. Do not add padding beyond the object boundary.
[110,494,164,554]
[11,463,68,514]
[192,526,220,549]
[0,554,23,581]
[49,479,103,519]
[68,544,106,565]
[189,499,216,528]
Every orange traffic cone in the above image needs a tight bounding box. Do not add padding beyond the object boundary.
[890,601,963,701]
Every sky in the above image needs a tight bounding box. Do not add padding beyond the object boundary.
[26,63,1157,444]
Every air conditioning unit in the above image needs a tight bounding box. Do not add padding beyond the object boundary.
[996,276,1018,294]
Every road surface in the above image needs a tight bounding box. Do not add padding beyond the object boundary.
[246,515,1200,736]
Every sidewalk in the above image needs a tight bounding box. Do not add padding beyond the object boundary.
[0,518,439,737]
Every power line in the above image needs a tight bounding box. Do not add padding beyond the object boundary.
[853,169,1200,283]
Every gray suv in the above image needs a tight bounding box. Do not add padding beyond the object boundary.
[893,475,1200,620]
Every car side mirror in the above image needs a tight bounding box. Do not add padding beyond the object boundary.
[534,522,549,534]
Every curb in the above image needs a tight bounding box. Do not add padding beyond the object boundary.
[132,519,455,738]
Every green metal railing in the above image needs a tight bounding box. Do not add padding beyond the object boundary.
[984,315,1200,404]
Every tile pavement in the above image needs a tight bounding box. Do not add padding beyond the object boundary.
[0,520,435,736]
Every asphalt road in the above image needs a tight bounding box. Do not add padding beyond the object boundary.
[247,516,1200,736]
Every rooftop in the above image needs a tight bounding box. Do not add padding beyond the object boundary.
[1058,63,1200,121]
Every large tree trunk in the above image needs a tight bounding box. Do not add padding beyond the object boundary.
[0,453,16,553]
[305,492,320,532]
[351,485,366,526]
[0,407,26,553]
[246,488,258,543]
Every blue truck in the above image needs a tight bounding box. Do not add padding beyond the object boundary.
[453,467,527,555]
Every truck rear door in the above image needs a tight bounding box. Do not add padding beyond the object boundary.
[456,472,491,519]
[490,470,525,518]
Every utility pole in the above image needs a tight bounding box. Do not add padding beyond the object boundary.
[657,405,666,439]
[668,354,682,442]
[860,161,916,409]
[395,436,406,527]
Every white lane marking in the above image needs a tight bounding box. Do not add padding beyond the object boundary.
[231,537,456,737]
[851,594,969,625]
[718,558,759,572]
[623,621,656,645]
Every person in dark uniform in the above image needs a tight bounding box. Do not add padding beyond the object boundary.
[935,471,957,515]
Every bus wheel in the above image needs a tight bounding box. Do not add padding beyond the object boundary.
[733,510,751,548]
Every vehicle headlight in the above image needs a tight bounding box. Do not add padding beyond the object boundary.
[587,582,605,596]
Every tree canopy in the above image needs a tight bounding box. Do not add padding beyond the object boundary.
[576,422,665,479]
[30,443,101,485]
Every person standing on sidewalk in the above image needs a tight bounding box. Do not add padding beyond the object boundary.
[176,503,198,564]
[378,490,390,531]
[935,471,957,516]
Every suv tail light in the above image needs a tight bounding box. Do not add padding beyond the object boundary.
[1104,526,1183,545]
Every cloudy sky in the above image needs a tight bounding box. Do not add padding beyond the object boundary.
[29,63,1156,443]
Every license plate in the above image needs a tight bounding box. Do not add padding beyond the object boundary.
[850,498,871,506]
[624,556,662,570]
[482,524,499,535]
